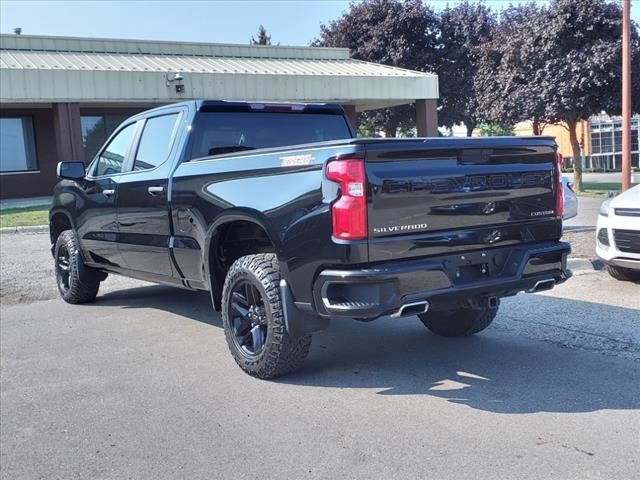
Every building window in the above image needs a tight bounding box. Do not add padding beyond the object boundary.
[614,129,622,153]
[0,117,38,173]
[601,131,613,153]
[81,115,129,162]
[589,116,640,169]
[591,132,601,154]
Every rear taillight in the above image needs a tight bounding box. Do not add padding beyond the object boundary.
[555,152,564,219]
[326,158,367,240]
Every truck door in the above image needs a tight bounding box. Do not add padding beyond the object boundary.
[76,121,138,268]
[116,112,181,280]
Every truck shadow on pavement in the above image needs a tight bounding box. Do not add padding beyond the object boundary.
[96,285,640,415]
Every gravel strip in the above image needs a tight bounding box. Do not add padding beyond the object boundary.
[562,230,597,261]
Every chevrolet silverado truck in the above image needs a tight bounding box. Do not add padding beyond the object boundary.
[50,100,571,378]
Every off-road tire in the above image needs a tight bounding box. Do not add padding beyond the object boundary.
[221,253,312,379]
[54,230,101,304]
[606,264,640,282]
[418,305,498,337]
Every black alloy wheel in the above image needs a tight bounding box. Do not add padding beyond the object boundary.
[220,253,312,378]
[56,243,72,294]
[228,279,268,357]
[53,230,101,304]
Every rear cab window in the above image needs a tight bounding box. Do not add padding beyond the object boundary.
[133,113,180,171]
[188,111,352,160]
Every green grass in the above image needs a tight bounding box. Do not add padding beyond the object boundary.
[0,205,49,228]
[582,182,626,191]
[578,182,638,197]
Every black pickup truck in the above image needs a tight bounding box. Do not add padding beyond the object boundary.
[50,100,571,378]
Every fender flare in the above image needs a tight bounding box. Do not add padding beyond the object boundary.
[203,210,283,308]
[48,208,75,244]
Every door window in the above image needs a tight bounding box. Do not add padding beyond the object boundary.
[133,114,179,171]
[93,122,136,177]
[81,114,129,162]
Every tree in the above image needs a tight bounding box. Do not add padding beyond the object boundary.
[476,122,513,136]
[633,26,640,115]
[438,1,497,136]
[475,3,549,134]
[477,0,640,191]
[538,0,640,191]
[357,105,416,138]
[314,0,439,136]
[251,25,271,45]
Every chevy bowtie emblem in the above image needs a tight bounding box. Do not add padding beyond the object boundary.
[484,230,502,244]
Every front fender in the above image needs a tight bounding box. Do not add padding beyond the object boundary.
[48,208,75,249]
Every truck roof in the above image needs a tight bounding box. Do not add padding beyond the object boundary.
[132,100,345,117]
[197,100,345,115]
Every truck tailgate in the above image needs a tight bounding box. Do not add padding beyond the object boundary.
[363,138,562,262]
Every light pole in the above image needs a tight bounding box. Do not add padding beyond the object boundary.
[621,0,631,191]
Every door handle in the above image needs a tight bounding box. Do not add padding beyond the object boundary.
[102,188,115,197]
[147,186,165,196]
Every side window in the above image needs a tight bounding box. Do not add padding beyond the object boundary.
[133,114,179,171]
[93,123,136,177]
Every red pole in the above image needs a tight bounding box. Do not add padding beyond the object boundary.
[621,0,631,191]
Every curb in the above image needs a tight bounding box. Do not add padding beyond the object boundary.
[0,225,48,235]
[563,226,596,233]
[567,257,599,276]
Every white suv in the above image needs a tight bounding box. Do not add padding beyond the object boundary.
[596,184,640,281]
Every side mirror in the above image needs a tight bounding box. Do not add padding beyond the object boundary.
[57,161,85,180]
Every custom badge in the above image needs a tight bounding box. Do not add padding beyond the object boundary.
[280,154,314,166]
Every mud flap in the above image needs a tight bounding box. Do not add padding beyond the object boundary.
[75,248,108,283]
[279,279,330,337]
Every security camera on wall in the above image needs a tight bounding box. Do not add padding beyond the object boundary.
[165,72,185,94]
[166,71,184,85]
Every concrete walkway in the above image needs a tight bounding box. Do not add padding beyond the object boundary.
[563,196,602,231]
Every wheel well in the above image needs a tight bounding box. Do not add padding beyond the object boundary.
[209,220,275,308]
[50,212,72,245]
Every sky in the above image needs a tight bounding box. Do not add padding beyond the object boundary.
[1,0,638,47]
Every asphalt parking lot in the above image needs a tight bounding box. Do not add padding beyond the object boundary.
[1,231,639,479]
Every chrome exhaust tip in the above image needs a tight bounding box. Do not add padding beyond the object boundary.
[527,279,556,293]
[391,300,430,318]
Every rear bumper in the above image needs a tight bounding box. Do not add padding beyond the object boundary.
[312,242,571,319]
